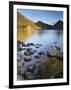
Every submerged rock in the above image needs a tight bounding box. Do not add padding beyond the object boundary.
[54,42,57,44]
[35,55,40,59]
[27,43,35,46]
[24,56,32,62]
[33,50,36,53]
[38,51,44,55]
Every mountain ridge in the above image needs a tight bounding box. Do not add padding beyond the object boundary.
[17,12,63,30]
[36,20,63,30]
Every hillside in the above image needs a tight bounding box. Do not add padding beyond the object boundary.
[17,12,41,30]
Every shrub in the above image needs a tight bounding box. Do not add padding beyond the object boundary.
[38,57,63,79]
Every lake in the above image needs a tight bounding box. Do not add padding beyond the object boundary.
[17,29,63,64]
[17,29,63,50]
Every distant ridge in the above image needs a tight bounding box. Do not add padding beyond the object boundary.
[36,20,63,30]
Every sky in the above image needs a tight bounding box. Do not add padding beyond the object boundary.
[17,9,63,25]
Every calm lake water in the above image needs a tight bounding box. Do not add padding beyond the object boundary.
[17,29,63,64]
[17,29,63,50]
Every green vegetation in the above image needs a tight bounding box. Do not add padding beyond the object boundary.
[38,57,63,79]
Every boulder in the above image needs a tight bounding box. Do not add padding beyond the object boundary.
[24,49,34,56]
[24,56,32,62]
[27,65,35,73]
[25,72,33,80]
[27,48,32,51]
[24,51,33,56]
[47,45,63,60]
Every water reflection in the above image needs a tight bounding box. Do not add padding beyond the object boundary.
[17,28,38,42]
[17,29,63,49]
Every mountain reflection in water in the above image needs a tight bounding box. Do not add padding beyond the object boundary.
[17,29,63,50]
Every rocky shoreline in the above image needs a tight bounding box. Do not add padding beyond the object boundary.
[17,40,63,80]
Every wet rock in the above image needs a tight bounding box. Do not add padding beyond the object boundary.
[20,67,25,75]
[25,72,33,80]
[27,48,32,51]
[24,56,32,62]
[17,40,21,46]
[24,50,34,56]
[47,46,63,60]
[27,65,35,73]
[21,42,25,46]
[27,43,35,46]
[35,46,40,48]
[22,48,26,50]
[55,45,61,51]
[36,44,42,46]
[17,75,24,80]
[22,63,24,66]
[33,50,36,53]
[17,57,20,62]
[25,44,30,47]
[24,48,34,56]
[38,51,44,55]
[18,47,22,51]
[17,59,20,62]
[35,55,40,59]
[35,44,42,48]
[17,61,22,67]
[37,44,42,46]
[36,61,40,64]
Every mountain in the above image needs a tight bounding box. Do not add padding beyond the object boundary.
[17,12,41,30]
[53,20,63,30]
[36,21,53,29]
[36,20,63,30]
[17,12,63,30]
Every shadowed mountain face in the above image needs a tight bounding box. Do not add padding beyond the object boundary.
[53,20,63,30]
[17,12,41,30]
[36,21,53,29]
[36,20,63,30]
